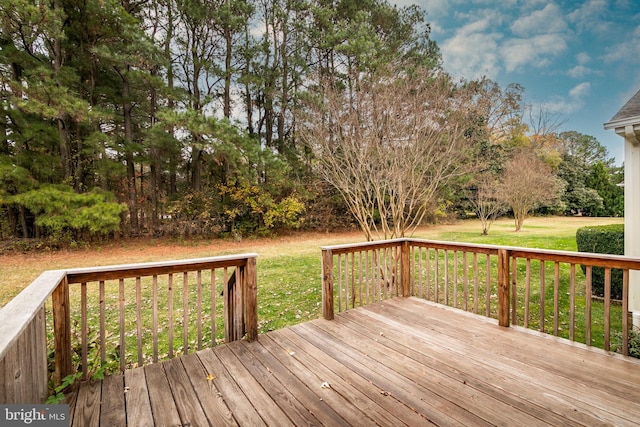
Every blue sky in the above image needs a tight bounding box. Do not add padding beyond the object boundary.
[390,0,640,165]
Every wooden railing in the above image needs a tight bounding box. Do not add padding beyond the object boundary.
[0,254,258,404]
[321,239,636,356]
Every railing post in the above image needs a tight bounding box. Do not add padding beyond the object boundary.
[497,249,510,327]
[245,257,258,342]
[322,249,334,320]
[52,276,73,383]
[401,240,411,297]
[224,270,235,343]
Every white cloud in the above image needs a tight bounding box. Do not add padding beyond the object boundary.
[601,37,640,63]
[567,66,588,78]
[439,15,503,80]
[569,82,591,98]
[575,52,591,65]
[542,82,591,115]
[501,33,567,72]
[510,4,567,36]
[567,53,594,77]
[441,30,502,80]
[567,0,608,31]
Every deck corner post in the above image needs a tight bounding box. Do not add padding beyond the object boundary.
[401,240,411,297]
[322,249,334,320]
[52,275,73,384]
[245,256,258,342]
[497,249,511,327]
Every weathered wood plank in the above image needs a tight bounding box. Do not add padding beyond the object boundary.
[71,381,101,427]
[338,303,579,426]
[262,329,386,426]
[180,353,237,426]
[124,367,153,426]
[100,374,126,427]
[275,327,441,427]
[196,347,266,426]
[162,357,211,426]
[246,334,350,427]
[229,340,320,426]
[297,320,504,426]
[144,362,182,426]
[214,344,295,426]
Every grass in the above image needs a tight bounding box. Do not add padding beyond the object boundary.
[0,215,629,380]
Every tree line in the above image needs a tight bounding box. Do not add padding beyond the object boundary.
[0,0,622,244]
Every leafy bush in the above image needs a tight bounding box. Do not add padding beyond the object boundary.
[576,224,624,300]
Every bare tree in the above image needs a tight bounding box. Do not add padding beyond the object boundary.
[301,65,479,240]
[469,173,506,235]
[497,150,563,231]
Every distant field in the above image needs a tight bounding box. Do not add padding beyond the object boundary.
[0,216,623,309]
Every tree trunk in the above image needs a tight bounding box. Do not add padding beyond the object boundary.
[224,27,232,119]
[121,68,138,233]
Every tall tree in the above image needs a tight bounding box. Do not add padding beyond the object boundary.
[498,150,563,231]
[302,64,479,240]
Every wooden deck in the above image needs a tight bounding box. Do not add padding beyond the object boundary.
[69,297,640,426]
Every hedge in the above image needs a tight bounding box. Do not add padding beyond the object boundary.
[576,224,624,300]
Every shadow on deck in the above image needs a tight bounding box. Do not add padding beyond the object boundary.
[69,298,640,426]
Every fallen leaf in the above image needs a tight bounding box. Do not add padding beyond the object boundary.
[206,373,215,381]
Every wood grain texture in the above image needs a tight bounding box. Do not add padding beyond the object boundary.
[69,297,640,426]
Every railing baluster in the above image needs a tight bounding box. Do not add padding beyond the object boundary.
[81,282,87,379]
[223,267,230,342]
[524,259,531,328]
[539,261,545,333]
[119,278,125,371]
[586,265,592,346]
[350,252,355,308]
[497,249,510,327]
[426,248,431,301]
[463,252,468,311]
[337,254,343,312]
[365,250,370,305]
[569,264,576,341]
[168,273,174,358]
[358,252,363,307]
[434,249,440,304]
[622,270,629,356]
[511,257,517,325]
[554,262,560,336]
[183,271,189,355]
[211,269,217,345]
[152,275,158,362]
[444,251,449,306]
[99,280,106,364]
[136,276,143,365]
[473,253,478,314]
[453,251,458,308]
[197,270,202,351]
[604,268,611,351]
[485,255,491,317]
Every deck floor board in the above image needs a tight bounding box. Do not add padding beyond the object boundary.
[70,297,640,426]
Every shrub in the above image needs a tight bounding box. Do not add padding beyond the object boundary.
[576,224,624,300]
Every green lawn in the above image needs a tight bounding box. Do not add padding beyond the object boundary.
[1,215,631,384]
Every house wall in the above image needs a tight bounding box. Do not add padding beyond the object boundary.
[624,132,640,328]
